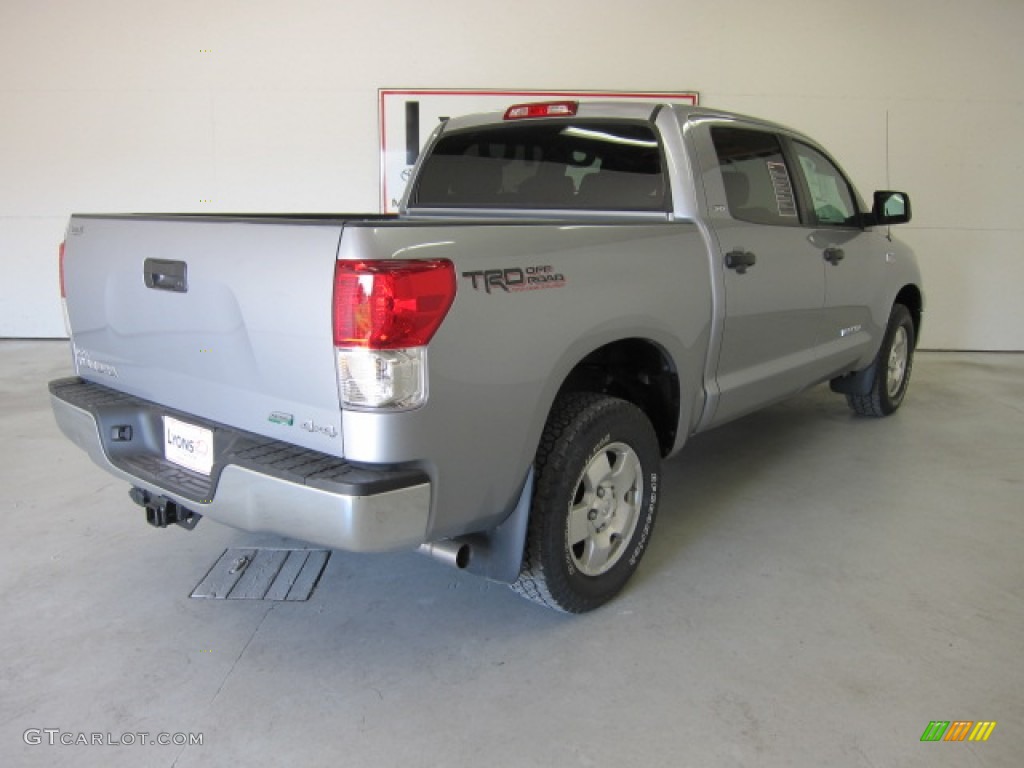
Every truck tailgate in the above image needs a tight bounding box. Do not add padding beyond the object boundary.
[63,215,347,456]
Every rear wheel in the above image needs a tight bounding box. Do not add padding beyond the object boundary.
[511,393,661,613]
[847,303,916,417]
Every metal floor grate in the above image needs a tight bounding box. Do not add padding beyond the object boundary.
[191,548,330,601]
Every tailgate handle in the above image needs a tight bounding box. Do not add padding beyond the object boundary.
[144,258,188,293]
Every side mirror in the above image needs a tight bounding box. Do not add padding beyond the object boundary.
[871,190,912,226]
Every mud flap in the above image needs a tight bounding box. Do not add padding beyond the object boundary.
[463,468,535,584]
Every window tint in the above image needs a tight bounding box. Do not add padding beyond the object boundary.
[711,126,799,226]
[792,142,859,227]
[411,121,667,211]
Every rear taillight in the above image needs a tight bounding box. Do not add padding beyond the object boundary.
[332,259,455,410]
[333,259,455,349]
[59,240,72,337]
[59,241,67,298]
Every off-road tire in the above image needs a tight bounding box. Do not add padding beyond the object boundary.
[847,303,916,417]
[511,393,661,613]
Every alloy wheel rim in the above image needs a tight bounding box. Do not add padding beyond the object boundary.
[887,326,909,398]
[567,442,643,576]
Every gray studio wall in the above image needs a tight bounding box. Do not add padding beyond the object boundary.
[2,0,1022,349]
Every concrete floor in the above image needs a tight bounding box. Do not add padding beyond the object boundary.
[1,340,1021,768]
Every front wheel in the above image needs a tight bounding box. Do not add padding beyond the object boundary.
[511,393,661,613]
[846,303,916,417]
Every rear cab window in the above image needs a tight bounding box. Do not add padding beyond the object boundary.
[710,123,866,229]
[710,125,800,227]
[410,120,669,212]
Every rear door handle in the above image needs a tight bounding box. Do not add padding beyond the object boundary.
[824,246,845,265]
[725,249,757,274]
[144,258,188,293]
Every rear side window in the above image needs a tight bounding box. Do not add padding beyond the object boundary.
[411,121,668,211]
[711,126,799,226]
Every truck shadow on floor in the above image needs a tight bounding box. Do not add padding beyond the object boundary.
[635,383,886,581]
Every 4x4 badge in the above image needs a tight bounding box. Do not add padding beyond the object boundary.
[301,419,338,438]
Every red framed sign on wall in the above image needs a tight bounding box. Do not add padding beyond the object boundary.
[379,89,699,213]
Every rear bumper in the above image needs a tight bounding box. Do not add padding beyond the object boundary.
[48,377,431,552]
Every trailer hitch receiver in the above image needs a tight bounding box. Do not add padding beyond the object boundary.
[129,487,202,530]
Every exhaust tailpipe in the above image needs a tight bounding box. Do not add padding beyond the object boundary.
[418,540,471,570]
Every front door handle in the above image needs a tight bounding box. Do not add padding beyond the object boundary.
[824,246,845,265]
[725,249,757,274]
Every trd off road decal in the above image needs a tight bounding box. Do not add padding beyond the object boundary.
[462,265,566,294]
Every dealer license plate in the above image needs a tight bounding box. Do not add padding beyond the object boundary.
[164,415,214,476]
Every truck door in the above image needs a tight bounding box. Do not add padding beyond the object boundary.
[787,139,888,374]
[702,124,827,425]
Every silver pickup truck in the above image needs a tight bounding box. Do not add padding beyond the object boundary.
[50,100,922,612]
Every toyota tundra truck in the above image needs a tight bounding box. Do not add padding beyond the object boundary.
[49,100,922,612]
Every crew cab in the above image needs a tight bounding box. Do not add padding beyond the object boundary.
[50,101,922,612]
